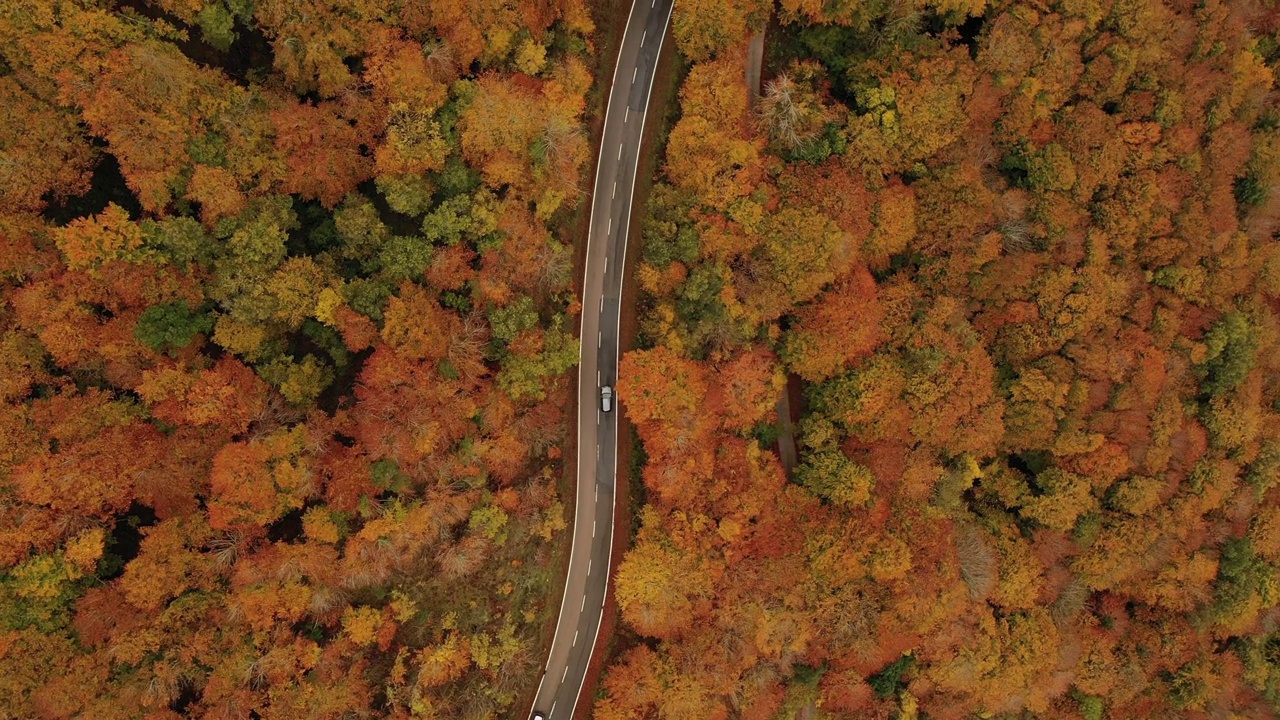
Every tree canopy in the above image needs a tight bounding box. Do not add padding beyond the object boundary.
[602,0,1280,717]
[0,0,593,716]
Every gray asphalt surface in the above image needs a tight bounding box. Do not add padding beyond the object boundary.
[529,0,673,717]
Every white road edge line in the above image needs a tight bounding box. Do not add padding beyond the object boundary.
[535,647,551,703]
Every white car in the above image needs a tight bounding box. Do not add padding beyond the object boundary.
[532,713,546,720]
[601,385,614,413]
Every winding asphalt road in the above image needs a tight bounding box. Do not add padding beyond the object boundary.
[529,0,673,717]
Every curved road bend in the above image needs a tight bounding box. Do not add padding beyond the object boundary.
[530,0,674,718]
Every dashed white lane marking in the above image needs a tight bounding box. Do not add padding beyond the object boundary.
[618,143,624,160]
[607,217,611,235]
[632,67,637,84]
[612,181,616,198]
[642,30,647,46]
[588,559,592,576]
[562,666,569,682]
[573,630,579,646]
[597,331,601,348]
[596,446,600,461]
[551,702,557,715]
[593,520,597,537]
[600,296,604,312]
[581,595,587,611]
[624,107,629,123]
[594,485,598,502]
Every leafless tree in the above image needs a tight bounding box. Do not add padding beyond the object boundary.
[437,535,489,580]
[242,656,268,690]
[955,523,997,600]
[537,240,573,293]
[143,661,184,708]
[449,310,491,380]
[872,0,922,53]
[1000,218,1041,253]
[209,529,250,570]
[307,584,349,619]
[422,38,458,82]
[541,116,585,167]
[1052,574,1090,625]
[758,74,809,148]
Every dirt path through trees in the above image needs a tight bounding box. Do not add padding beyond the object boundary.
[747,17,803,483]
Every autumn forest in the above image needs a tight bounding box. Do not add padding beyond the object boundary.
[1,0,1279,717]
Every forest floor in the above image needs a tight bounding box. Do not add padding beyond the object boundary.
[747,27,766,102]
